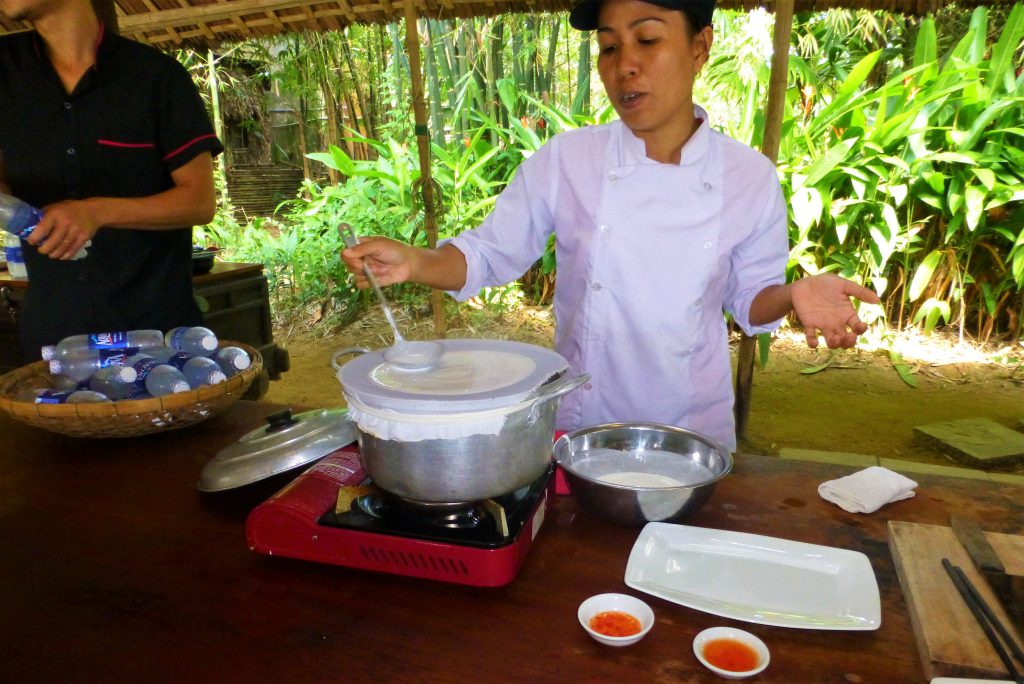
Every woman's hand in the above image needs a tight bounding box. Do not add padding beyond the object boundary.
[791,273,880,349]
[338,229,468,292]
[29,200,102,260]
[339,234,415,289]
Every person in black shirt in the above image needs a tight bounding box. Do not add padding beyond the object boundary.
[0,0,224,359]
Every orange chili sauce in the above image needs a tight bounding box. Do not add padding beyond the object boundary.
[702,638,760,672]
[589,610,642,637]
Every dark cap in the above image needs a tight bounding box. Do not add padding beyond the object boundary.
[569,0,715,31]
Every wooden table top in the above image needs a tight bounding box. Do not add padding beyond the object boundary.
[1,400,1020,684]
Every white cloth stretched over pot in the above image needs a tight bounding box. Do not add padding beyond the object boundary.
[344,393,537,442]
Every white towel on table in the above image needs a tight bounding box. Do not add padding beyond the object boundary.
[818,466,919,513]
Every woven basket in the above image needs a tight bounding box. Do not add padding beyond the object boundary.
[0,341,262,438]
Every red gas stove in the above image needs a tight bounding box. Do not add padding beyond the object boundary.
[245,447,555,587]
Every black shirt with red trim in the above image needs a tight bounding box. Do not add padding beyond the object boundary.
[0,27,224,358]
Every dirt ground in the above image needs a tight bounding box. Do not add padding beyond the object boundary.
[264,304,1024,472]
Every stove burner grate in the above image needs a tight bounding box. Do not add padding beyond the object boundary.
[318,464,554,549]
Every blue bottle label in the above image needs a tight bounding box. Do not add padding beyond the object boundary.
[97,348,137,367]
[131,357,161,381]
[88,332,129,349]
[167,327,187,349]
[9,205,42,236]
[35,390,73,404]
[166,351,193,369]
[4,244,23,262]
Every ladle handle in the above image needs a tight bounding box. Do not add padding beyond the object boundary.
[340,223,405,345]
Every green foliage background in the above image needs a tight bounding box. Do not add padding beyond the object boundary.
[185,5,1024,342]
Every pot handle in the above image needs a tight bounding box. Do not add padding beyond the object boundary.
[527,372,590,411]
[330,346,371,371]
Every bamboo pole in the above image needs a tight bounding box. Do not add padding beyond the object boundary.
[734,0,795,443]
[206,50,230,207]
[403,0,446,338]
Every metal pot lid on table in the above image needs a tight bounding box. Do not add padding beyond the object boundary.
[198,407,358,492]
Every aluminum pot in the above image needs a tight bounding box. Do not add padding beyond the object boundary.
[357,373,586,502]
[332,344,588,503]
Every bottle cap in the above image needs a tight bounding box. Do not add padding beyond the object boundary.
[210,371,227,385]
[48,360,62,374]
[172,380,190,393]
[201,336,217,351]
[41,346,56,361]
[117,367,139,383]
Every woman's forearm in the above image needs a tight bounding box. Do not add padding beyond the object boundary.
[409,243,469,291]
[749,284,793,326]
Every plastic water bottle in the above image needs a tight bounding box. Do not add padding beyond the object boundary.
[141,346,193,368]
[48,347,138,382]
[165,326,218,357]
[125,352,163,385]
[123,388,152,400]
[3,232,27,279]
[42,330,164,360]
[0,192,43,239]
[182,356,226,388]
[88,366,139,400]
[16,388,110,403]
[144,364,191,396]
[214,346,251,377]
[51,374,83,391]
[0,192,89,259]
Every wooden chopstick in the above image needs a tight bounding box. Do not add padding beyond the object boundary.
[941,557,1024,684]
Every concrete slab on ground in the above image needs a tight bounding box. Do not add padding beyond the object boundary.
[777,447,1024,485]
[778,448,878,467]
[877,457,991,481]
[913,417,1024,469]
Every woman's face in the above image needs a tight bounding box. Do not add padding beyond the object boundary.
[596,0,712,153]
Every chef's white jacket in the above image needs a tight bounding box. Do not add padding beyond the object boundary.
[447,107,788,450]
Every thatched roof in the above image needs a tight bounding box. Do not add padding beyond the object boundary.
[0,0,1009,50]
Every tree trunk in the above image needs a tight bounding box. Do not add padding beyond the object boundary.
[483,20,497,146]
[206,50,229,205]
[423,20,446,145]
[455,24,476,138]
[490,17,506,128]
[543,17,560,105]
[572,32,591,116]
[297,98,311,183]
[388,22,406,111]
[341,31,375,143]
[442,27,468,140]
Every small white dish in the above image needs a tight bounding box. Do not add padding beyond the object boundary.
[693,627,770,679]
[577,593,654,647]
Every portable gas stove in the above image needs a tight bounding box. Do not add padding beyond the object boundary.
[245,447,554,587]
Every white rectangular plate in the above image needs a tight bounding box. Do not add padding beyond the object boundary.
[624,523,881,630]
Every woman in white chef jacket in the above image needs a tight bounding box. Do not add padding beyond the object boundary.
[340,0,880,451]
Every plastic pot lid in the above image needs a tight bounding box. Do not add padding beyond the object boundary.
[198,407,358,492]
[338,339,569,414]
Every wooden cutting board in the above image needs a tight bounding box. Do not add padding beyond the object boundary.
[888,521,1024,680]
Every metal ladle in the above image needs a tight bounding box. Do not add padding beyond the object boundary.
[340,224,443,371]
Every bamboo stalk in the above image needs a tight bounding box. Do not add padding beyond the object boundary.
[734,0,795,443]
[403,0,447,338]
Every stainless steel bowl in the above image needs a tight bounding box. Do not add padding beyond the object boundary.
[553,422,733,526]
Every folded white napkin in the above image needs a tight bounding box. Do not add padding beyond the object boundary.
[818,466,919,513]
